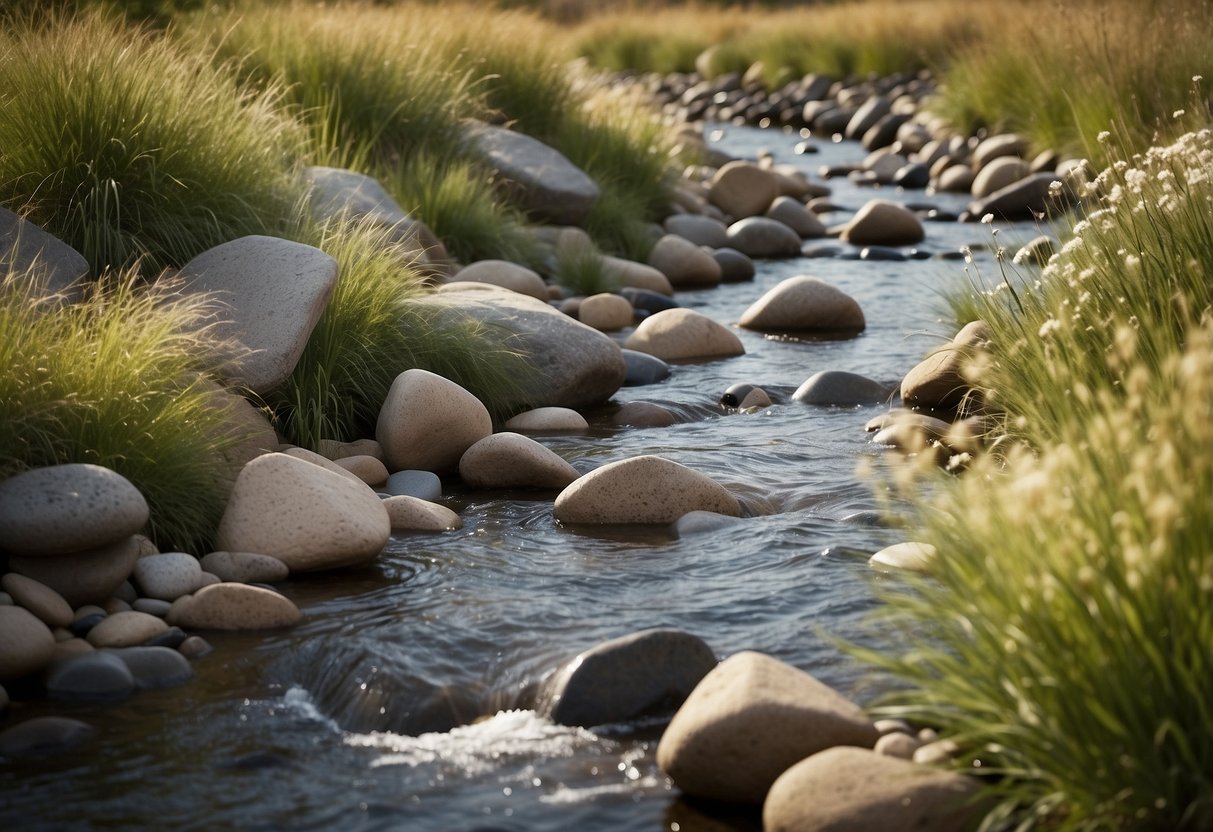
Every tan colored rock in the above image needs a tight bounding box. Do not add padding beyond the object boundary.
[578,293,634,332]
[647,235,722,289]
[708,161,779,219]
[725,217,802,258]
[85,610,168,648]
[334,455,389,487]
[900,320,991,410]
[168,583,301,630]
[763,746,981,832]
[9,535,141,607]
[132,553,203,601]
[612,401,675,427]
[316,438,384,462]
[455,260,549,300]
[555,455,739,525]
[216,453,390,572]
[282,446,366,485]
[765,196,827,238]
[624,309,744,362]
[0,464,148,557]
[0,606,56,680]
[199,551,290,584]
[656,651,878,803]
[599,256,673,295]
[503,407,589,433]
[971,156,1030,198]
[739,275,864,334]
[459,433,579,490]
[376,369,492,473]
[52,638,95,661]
[870,542,937,572]
[382,495,462,532]
[840,199,924,246]
[973,132,1028,170]
[875,731,923,759]
[1,573,72,628]
[936,164,975,193]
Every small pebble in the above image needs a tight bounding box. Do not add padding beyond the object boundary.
[178,636,214,660]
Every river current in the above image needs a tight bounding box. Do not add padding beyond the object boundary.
[1,125,1039,831]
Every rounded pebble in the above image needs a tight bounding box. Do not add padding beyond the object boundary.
[1,573,73,628]
[85,610,169,648]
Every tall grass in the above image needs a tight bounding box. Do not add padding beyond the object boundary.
[861,128,1213,830]
[0,11,304,275]
[0,263,255,552]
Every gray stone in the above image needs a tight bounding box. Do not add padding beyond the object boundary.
[673,511,746,538]
[0,463,148,557]
[712,247,755,282]
[708,161,779,219]
[178,236,338,394]
[935,164,975,193]
[647,235,723,288]
[968,172,1068,222]
[765,196,827,238]
[663,214,729,248]
[845,96,891,140]
[739,275,864,334]
[555,455,740,525]
[0,207,90,300]
[0,605,55,681]
[466,123,600,226]
[622,349,671,386]
[178,636,213,660]
[725,217,802,258]
[133,553,203,601]
[131,598,172,617]
[106,646,193,689]
[0,717,95,758]
[199,551,290,584]
[9,535,141,607]
[793,371,893,406]
[540,629,717,728]
[46,651,135,702]
[383,470,442,501]
[841,200,924,246]
[455,260,549,300]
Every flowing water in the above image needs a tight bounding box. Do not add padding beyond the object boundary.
[1,125,1038,831]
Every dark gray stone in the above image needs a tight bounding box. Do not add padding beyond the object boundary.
[0,716,94,758]
[967,172,1071,222]
[0,207,89,300]
[893,163,930,189]
[725,217,802,258]
[620,287,680,315]
[712,247,755,282]
[622,349,671,387]
[105,646,193,689]
[794,371,894,406]
[46,651,135,702]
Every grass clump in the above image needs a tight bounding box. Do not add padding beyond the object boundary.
[0,11,304,275]
[861,128,1213,830]
[551,246,618,297]
[0,264,257,552]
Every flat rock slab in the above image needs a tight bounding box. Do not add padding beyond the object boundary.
[0,463,148,557]
[466,123,600,226]
[625,308,744,362]
[458,432,580,490]
[376,368,492,474]
[540,629,718,728]
[0,207,90,300]
[555,455,739,525]
[739,276,864,335]
[178,235,338,395]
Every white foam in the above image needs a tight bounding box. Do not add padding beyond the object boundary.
[280,685,341,732]
[538,775,663,805]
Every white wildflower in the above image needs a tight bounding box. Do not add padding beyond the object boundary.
[981,212,994,224]
[1038,318,1062,338]
[1125,253,1141,269]
[1098,130,1111,143]
[1174,109,1186,119]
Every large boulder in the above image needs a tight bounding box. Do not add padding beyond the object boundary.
[454,260,549,300]
[458,432,580,490]
[647,235,723,288]
[376,369,493,473]
[0,207,90,300]
[0,464,148,557]
[554,455,739,525]
[725,217,802,258]
[656,651,879,803]
[9,535,142,607]
[415,289,626,409]
[167,583,301,630]
[215,453,390,572]
[539,629,718,728]
[900,320,991,410]
[738,276,864,334]
[764,746,981,832]
[708,161,779,219]
[625,308,744,361]
[466,123,600,226]
[840,200,924,246]
[178,236,338,394]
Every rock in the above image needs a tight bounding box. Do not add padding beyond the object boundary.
[708,161,779,219]
[178,236,338,395]
[532,225,595,258]
[725,217,802,258]
[0,717,95,758]
[0,463,148,557]
[455,260,549,300]
[9,535,141,607]
[282,446,368,486]
[845,96,891,140]
[973,132,1028,170]
[914,738,961,765]
[383,470,442,501]
[316,438,384,462]
[647,235,723,288]
[376,369,492,473]
[620,287,679,315]
[0,606,56,680]
[674,511,746,537]
[870,542,937,572]
[874,718,914,736]
[599,256,673,295]
[875,731,923,759]
[459,433,580,490]
[555,455,739,525]
[131,598,171,618]
[971,156,1030,198]
[720,383,768,409]
[840,200,924,246]
[763,746,981,832]
[46,651,135,702]
[712,248,755,282]
[893,163,931,189]
[466,123,600,226]
[613,402,676,428]
[739,275,864,334]
[935,164,975,193]
[622,349,672,386]
[664,214,730,248]
[416,289,626,409]
[578,293,634,332]
[624,309,744,362]
[871,413,954,452]
[199,551,290,584]
[503,407,589,433]
[658,651,878,804]
[103,598,131,614]
[132,553,203,602]
[967,172,1067,222]
[900,320,991,410]
[540,629,717,728]
[1,573,72,628]
[333,455,389,487]
[863,113,911,151]
[793,371,892,406]
[179,636,213,660]
[52,638,94,661]
[168,583,301,630]
[765,197,827,238]
[864,150,909,183]
[85,610,168,648]
[107,646,193,689]
[382,495,462,532]
[0,207,90,300]
[216,453,390,572]
[1013,235,1056,267]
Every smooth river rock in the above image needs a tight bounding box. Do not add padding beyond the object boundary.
[656,651,879,803]
[647,235,723,289]
[739,276,864,334]
[765,196,827,238]
[459,433,579,490]
[107,646,193,689]
[377,369,492,473]
[900,320,991,410]
[382,495,462,532]
[216,453,390,572]
[0,207,90,300]
[383,470,442,501]
[455,260,549,300]
[708,161,779,219]
[132,553,203,602]
[0,605,56,681]
[0,716,95,758]
[0,463,148,557]
[199,551,290,584]
[555,455,740,525]
[46,650,135,702]
[870,542,937,572]
[85,610,168,648]
[725,217,802,258]
[168,583,302,630]
[599,256,673,296]
[663,214,729,248]
[971,156,1030,198]
[840,199,924,246]
[577,293,634,332]
[1,573,72,628]
[9,535,142,607]
[624,308,744,361]
[503,407,589,433]
[793,371,893,406]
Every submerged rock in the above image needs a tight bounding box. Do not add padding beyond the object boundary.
[793,371,893,406]
[625,308,744,361]
[458,432,579,490]
[0,717,95,758]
